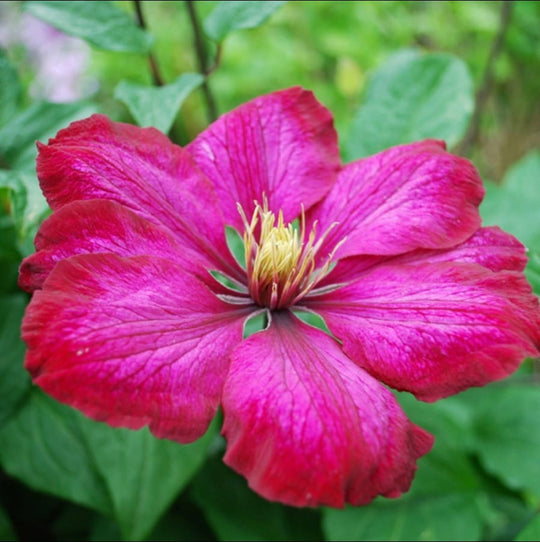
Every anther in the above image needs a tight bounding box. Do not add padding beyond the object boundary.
[238,198,342,310]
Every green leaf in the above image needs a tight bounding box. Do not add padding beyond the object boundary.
[324,494,483,542]
[0,50,22,127]
[0,185,21,291]
[396,393,480,495]
[23,1,152,53]
[0,390,114,515]
[191,454,323,541]
[0,257,18,295]
[0,101,94,254]
[144,495,215,542]
[470,385,540,497]
[344,50,474,160]
[324,395,485,541]
[0,170,50,256]
[0,504,16,542]
[480,151,540,250]
[0,295,31,426]
[525,250,540,296]
[0,100,97,171]
[114,73,204,134]
[204,1,287,42]
[516,512,540,541]
[79,417,217,541]
[0,389,217,540]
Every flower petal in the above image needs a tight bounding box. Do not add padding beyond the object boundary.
[318,225,528,288]
[19,199,210,292]
[307,140,484,259]
[187,87,340,230]
[23,254,251,442]
[391,226,528,272]
[221,312,433,508]
[36,114,239,276]
[307,262,540,401]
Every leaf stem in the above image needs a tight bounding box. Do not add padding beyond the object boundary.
[455,1,513,157]
[185,0,218,123]
[133,0,165,87]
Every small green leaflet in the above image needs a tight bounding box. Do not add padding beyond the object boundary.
[114,73,204,134]
[204,1,287,42]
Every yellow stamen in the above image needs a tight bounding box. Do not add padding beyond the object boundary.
[238,198,343,310]
[253,209,301,284]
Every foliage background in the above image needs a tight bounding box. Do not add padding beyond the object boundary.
[0,1,539,540]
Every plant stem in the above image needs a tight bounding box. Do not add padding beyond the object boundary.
[455,1,513,157]
[133,0,165,87]
[185,0,218,123]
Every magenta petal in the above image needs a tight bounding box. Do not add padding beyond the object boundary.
[18,199,208,292]
[36,114,238,276]
[187,87,340,230]
[308,262,540,401]
[391,226,529,272]
[307,140,484,259]
[23,254,250,442]
[317,226,528,288]
[221,312,433,508]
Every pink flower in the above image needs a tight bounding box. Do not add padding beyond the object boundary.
[19,87,540,507]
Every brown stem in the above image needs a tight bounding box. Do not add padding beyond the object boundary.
[185,0,218,123]
[133,0,165,86]
[455,1,513,156]
[205,43,223,77]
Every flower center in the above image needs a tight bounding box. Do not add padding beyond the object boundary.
[238,199,340,310]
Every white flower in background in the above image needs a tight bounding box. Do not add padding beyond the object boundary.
[0,2,97,102]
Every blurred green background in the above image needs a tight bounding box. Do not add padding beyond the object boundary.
[3,1,540,180]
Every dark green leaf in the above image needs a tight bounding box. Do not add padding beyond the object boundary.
[89,515,123,541]
[0,256,19,294]
[23,1,152,53]
[0,170,22,292]
[191,454,323,541]
[344,50,474,160]
[203,1,287,42]
[0,504,16,541]
[0,294,31,426]
[145,493,216,542]
[0,185,21,291]
[0,388,217,540]
[114,73,204,133]
[0,390,114,515]
[0,100,97,171]
[0,50,22,127]
[480,151,540,250]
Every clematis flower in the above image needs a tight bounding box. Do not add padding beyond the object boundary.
[19,87,540,508]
